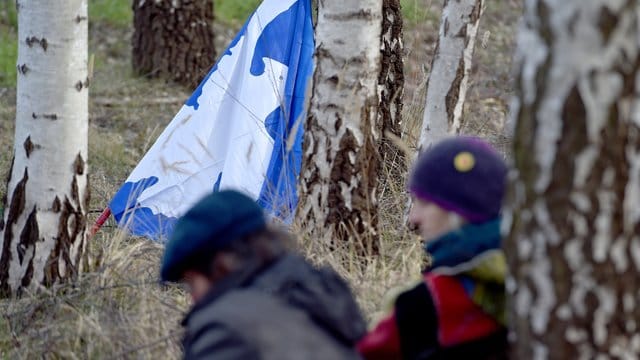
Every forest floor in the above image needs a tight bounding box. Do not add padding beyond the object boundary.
[0,0,522,357]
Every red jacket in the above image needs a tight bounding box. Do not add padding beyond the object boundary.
[358,273,506,360]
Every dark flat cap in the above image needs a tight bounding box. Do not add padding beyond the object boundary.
[161,190,266,282]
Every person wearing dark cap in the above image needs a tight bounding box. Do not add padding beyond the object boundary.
[161,190,366,360]
[358,137,509,360]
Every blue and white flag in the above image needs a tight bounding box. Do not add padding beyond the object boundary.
[109,0,314,241]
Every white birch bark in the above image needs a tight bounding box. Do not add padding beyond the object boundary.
[418,0,484,150]
[297,1,382,252]
[505,0,640,358]
[0,0,89,296]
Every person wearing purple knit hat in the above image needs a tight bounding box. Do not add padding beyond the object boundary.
[358,137,509,360]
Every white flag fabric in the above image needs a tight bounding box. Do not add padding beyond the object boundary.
[109,0,314,241]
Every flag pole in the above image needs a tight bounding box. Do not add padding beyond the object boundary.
[90,207,111,237]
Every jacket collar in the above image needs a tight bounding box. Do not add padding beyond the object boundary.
[182,254,282,325]
[424,218,501,273]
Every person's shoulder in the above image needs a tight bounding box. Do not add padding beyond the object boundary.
[207,287,275,316]
[185,288,271,330]
[184,320,261,360]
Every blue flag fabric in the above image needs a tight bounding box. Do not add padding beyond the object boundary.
[109,0,314,241]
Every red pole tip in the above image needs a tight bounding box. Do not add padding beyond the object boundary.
[90,208,112,237]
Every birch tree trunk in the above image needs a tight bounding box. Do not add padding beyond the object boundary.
[418,0,483,150]
[0,0,89,296]
[378,0,405,174]
[297,1,382,253]
[505,1,640,358]
[132,0,215,88]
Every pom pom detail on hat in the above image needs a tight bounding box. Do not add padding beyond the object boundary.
[453,151,475,172]
[409,137,507,223]
[161,190,266,282]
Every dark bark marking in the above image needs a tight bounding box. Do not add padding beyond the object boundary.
[455,21,468,38]
[83,176,90,216]
[63,198,85,283]
[22,136,40,158]
[44,194,87,286]
[510,2,553,204]
[21,257,33,288]
[445,57,465,128]
[52,196,61,213]
[536,1,553,46]
[325,9,376,21]
[567,14,579,39]
[73,153,85,175]
[0,168,28,295]
[23,136,33,158]
[470,0,483,23]
[4,169,28,241]
[554,83,588,284]
[75,15,88,23]
[17,64,29,75]
[334,113,342,132]
[625,125,640,242]
[31,113,58,120]
[460,0,483,42]
[619,53,640,95]
[598,6,618,44]
[25,36,47,51]
[17,206,38,263]
[378,0,406,178]
[39,38,47,51]
[70,177,79,206]
[75,81,83,91]
[0,155,15,231]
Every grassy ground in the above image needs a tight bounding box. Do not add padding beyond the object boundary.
[0,0,522,358]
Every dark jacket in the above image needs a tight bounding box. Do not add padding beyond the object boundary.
[358,219,508,360]
[182,254,367,360]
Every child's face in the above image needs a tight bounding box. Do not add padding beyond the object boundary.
[408,197,459,242]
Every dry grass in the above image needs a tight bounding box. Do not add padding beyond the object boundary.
[0,0,522,358]
[1,230,187,359]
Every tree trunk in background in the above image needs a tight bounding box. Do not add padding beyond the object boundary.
[297,0,382,254]
[378,0,406,178]
[505,1,640,358]
[418,0,483,150]
[0,0,89,296]
[132,0,215,88]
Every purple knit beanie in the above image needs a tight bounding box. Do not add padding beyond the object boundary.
[408,137,507,223]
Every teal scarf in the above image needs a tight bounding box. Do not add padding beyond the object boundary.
[425,219,506,325]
